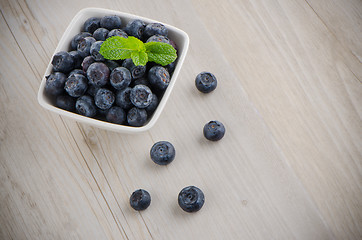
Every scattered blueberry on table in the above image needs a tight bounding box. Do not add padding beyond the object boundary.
[178,186,205,213]
[150,141,176,165]
[195,71,217,93]
[45,15,178,127]
[203,120,226,141]
[130,189,151,211]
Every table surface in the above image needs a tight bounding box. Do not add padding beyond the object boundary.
[0,0,361,239]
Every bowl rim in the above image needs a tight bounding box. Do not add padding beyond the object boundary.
[38,7,189,133]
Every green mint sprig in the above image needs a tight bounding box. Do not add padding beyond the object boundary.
[99,36,177,66]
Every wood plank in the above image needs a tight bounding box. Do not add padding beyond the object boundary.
[190,0,362,239]
[306,0,362,63]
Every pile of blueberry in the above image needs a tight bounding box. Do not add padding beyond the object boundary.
[45,15,177,127]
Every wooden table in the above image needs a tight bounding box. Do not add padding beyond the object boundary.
[1,0,361,239]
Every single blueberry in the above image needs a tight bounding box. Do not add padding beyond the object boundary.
[148,66,170,90]
[146,35,170,44]
[64,73,88,97]
[81,56,96,72]
[106,106,126,124]
[143,23,168,39]
[115,87,133,110]
[70,32,92,50]
[150,141,175,165]
[105,60,120,72]
[52,51,74,73]
[75,95,97,117]
[122,58,146,79]
[145,93,158,115]
[94,88,115,110]
[90,41,105,61]
[68,69,85,78]
[107,29,128,39]
[100,15,122,30]
[178,186,205,213]
[203,120,225,141]
[68,50,83,69]
[125,19,145,39]
[130,85,153,109]
[130,189,151,211]
[195,72,217,93]
[127,107,147,127]
[93,27,109,41]
[45,72,67,96]
[87,62,110,87]
[83,17,101,34]
[77,36,96,58]
[56,94,75,112]
[110,67,132,90]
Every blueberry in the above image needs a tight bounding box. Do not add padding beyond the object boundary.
[45,72,67,96]
[144,23,168,39]
[110,67,132,90]
[68,51,83,69]
[81,56,96,72]
[195,72,217,93]
[68,69,85,77]
[130,85,153,108]
[106,106,126,124]
[148,66,170,90]
[86,84,100,97]
[87,62,110,87]
[77,36,96,58]
[56,94,75,111]
[150,141,175,165]
[122,58,146,79]
[105,60,120,72]
[93,27,109,41]
[83,17,100,34]
[52,51,74,73]
[100,15,122,30]
[70,32,92,50]
[94,88,115,110]
[130,189,151,211]
[75,95,97,117]
[115,87,133,110]
[145,93,158,114]
[90,41,104,61]
[127,107,147,127]
[203,120,225,141]
[146,35,170,44]
[64,73,88,97]
[107,29,128,39]
[178,186,205,213]
[125,19,145,39]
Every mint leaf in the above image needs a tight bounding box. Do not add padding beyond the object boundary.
[131,51,148,66]
[145,42,177,66]
[100,36,144,60]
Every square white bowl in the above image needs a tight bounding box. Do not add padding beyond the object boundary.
[38,7,189,133]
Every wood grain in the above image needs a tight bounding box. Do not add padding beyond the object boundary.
[0,0,360,239]
[190,0,362,239]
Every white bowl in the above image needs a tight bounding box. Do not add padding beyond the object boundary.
[38,7,189,133]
